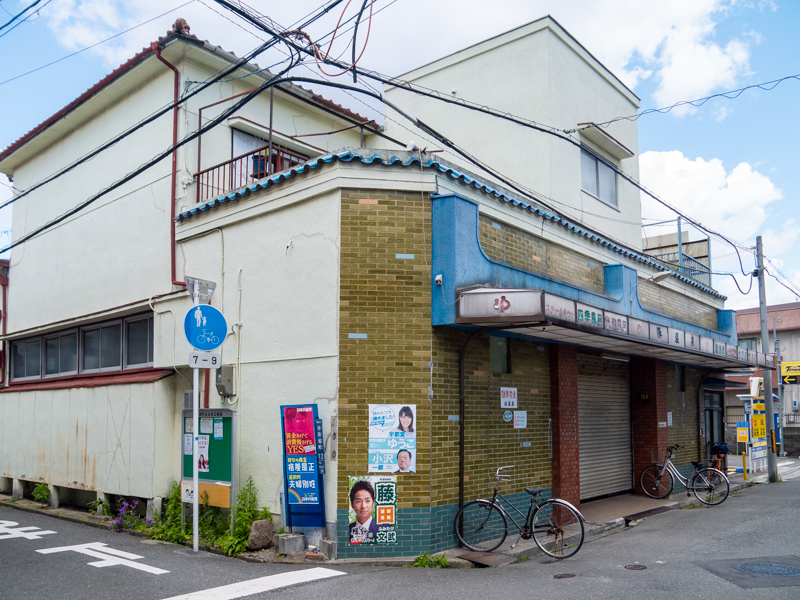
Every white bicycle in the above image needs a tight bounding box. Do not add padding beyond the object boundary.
[640,444,730,506]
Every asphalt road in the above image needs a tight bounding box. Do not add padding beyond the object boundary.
[3,478,800,599]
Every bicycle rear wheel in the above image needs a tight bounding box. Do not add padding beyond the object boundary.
[692,468,729,506]
[453,500,508,552]
[640,465,674,499]
[532,500,584,559]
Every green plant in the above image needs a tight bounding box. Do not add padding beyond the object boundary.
[87,498,112,516]
[517,555,531,562]
[198,491,229,545]
[150,482,188,544]
[256,506,273,523]
[219,476,260,556]
[410,552,450,568]
[32,483,50,506]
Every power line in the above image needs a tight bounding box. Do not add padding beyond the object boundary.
[765,268,800,301]
[587,73,800,130]
[0,0,197,88]
[0,0,347,211]
[0,0,52,40]
[213,0,757,269]
[0,0,45,32]
[0,68,301,255]
[764,256,800,297]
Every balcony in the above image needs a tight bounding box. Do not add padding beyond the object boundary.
[651,251,712,287]
[194,143,309,205]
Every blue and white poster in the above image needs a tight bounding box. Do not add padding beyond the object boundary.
[368,404,416,473]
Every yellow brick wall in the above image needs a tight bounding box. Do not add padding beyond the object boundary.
[478,214,605,294]
[637,281,718,330]
[339,190,553,511]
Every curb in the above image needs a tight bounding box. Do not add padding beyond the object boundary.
[0,498,112,531]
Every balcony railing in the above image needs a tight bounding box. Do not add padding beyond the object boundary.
[652,251,711,286]
[195,144,309,205]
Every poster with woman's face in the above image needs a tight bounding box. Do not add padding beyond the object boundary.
[368,404,416,473]
[283,406,316,455]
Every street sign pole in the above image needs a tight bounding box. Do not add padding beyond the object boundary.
[192,280,200,553]
[182,277,225,554]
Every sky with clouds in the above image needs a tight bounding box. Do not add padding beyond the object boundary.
[0,0,797,309]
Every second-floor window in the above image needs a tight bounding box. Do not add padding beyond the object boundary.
[10,313,154,381]
[738,338,758,352]
[581,148,617,207]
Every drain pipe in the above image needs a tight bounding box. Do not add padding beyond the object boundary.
[152,42,186,288]
[0,264,7,385]
[459,328,485,511]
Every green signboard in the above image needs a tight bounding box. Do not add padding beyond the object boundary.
[182,408,236,507]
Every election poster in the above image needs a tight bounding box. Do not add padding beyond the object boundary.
[281,405,323,506]
[368,404,416,473]
[348,476,397,545]
[283,406,316,455]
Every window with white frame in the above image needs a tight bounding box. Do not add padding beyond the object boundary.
[10,313,154,381]
[581,148,617,207]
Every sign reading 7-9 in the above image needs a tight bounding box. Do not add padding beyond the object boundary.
[781,361,800,385]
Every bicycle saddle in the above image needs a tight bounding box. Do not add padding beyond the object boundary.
[691,461,706,468]
[524,487,545,497]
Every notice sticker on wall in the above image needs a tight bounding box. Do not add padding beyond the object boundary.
[183,434,192,455]
[500,387,518,409]
[200,418,213,434]
[513,411,527,429]
[213,418,223,440]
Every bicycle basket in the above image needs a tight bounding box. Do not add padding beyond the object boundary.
[711,442,730,456]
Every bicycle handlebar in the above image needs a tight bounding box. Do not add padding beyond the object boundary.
[666,444,684,454]
[495,465,515,480]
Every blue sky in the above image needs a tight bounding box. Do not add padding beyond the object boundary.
[0,0,797,308]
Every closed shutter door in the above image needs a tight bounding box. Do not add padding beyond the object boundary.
[577,354,632,500]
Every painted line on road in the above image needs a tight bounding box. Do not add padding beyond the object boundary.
[160,567,345,600]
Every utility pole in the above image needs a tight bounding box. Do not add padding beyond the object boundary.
[756,236,778,483]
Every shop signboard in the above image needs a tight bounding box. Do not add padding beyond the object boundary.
[281,404,325,528]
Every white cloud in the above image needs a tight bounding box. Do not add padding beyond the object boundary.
[37,0,760,110]
[639,150,794,308]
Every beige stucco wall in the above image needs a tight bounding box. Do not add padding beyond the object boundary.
[379,18,643,250]
[172,184,341,522]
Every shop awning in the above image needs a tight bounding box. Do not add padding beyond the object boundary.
[456,288,768,371]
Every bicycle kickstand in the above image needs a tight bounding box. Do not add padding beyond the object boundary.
[509,534,522,550]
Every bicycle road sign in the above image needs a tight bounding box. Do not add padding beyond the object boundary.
[184,305,227,351]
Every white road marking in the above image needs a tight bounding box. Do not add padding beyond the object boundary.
[160,567,346,600]
[0,520,56,540]
[37,542,169,574]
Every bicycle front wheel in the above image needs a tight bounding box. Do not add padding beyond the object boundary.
[692,468,729,506]
[640,465,674,499]
[532,500,584,559]
[453,500,508,552]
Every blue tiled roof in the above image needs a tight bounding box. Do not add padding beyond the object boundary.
[177,150,726,299]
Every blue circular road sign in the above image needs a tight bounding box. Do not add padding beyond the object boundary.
[184,305,227,351]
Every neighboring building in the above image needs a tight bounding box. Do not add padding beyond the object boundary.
[0,17,764,558]
[725,302,800,454]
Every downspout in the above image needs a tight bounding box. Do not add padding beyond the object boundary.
[152,42,186,288]
[0,269,7,385]
[458,328,484,511]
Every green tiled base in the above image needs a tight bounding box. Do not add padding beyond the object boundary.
[337,488,552,558]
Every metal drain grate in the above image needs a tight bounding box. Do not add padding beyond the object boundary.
[735,563,800,577]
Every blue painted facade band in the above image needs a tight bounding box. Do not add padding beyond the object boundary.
[430,194,736,342]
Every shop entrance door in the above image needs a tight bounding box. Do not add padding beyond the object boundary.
[704,390,725,458]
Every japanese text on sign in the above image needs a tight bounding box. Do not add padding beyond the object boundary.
[500,387,518,409]
[368,404,416,473]
[348,476,397,545]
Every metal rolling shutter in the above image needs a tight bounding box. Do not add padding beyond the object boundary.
[577,354,632,500]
